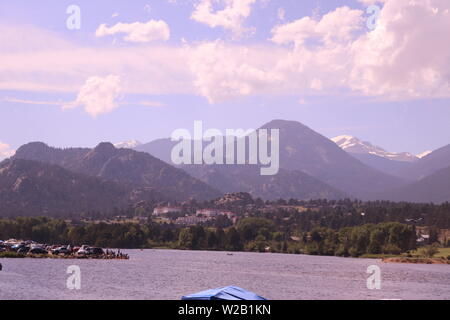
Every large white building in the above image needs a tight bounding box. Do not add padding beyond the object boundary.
[153,206,183,216]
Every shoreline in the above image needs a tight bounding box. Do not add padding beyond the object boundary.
[2,248,449,265]
[382,257,450,265]
[0,252,129,260]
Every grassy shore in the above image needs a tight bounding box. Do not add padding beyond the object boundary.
[382,257,450,264]
[362,247,450,265]
[413,247,450,259]
[0,251,26,258]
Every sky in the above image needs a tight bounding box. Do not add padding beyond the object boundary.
[0,0,449,159]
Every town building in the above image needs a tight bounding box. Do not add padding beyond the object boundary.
[153,206,183,216]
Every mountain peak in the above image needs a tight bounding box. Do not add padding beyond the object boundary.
[94,142,116,153]
[260,119,310,131]
[331,135,418,163]
[114,140,142,149]
[331,135,357,144]
[14,142,51,158]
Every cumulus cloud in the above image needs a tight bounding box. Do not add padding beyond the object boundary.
[63,75,123,117]
[96,20,170,43]
[0,25,191,95]
[189,0,450,102]
[191,0,257,36]
[187,41,282,102]
[271,6,364,47]
[0,142,15,160]
[1,0,450,104]
[348,0,450,99]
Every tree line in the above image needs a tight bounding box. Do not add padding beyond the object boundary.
[0,217,420,257]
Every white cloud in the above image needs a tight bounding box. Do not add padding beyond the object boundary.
[348,0,450,99]
[191,0,257,36]
[3,96,166,114]
[190,0,450,102]
[96,20,170,43]
[1,0,450,104]
[1,97,63,106]
[0,24,192,96]
[187,41,282,102]
[271,6,364,47]
[0,142,15,160]
[63,75,123,117]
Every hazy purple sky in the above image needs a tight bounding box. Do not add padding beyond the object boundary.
[0,0,449,159]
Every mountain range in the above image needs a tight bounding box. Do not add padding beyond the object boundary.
[330,135,420,178]
[331,134,450,185]
[138,120,450,204]
[0,158,164,216]
[138,120,405,200]
[1,119,450,217]
[13,141,221,202]
[382,164,450,203]
[330,134,450,202]
[396,144,450,181]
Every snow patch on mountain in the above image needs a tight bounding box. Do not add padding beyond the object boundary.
[331,135,418,162]
[114,140,142,149]
[417,150,432,159]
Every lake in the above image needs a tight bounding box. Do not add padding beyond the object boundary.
[1,249,449,300]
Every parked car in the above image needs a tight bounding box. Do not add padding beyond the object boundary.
[17,247,30,254]
[89,247,104,255]
[29,247,48,254]
[52,246,70,255]
[77,245,91,255]
[11,243,26,251]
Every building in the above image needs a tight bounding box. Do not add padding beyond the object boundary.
[196,209,221,217]
[175,216,210,226]
[153,206,183,217]
[196,209,237,223]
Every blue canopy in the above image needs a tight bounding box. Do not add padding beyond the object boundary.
[181,286,267,300]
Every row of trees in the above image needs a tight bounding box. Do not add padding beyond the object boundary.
[0,217,418,257]
[237,202,450,234]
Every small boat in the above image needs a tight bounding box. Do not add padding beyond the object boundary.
[181,286,266,300]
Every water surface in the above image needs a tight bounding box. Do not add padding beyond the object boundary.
[1,250,449,300]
